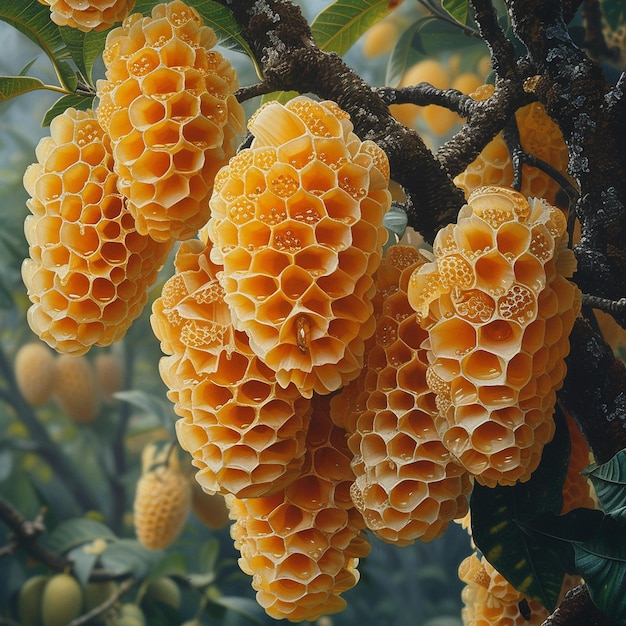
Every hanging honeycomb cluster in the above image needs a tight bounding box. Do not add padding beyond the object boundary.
[133,442,192,551]
[226,395,370,623]
[408,186,581,487]
[96,0,245,243]
[206,95,391,397]
[454,86,572,207]
[22,108,171,356]
[151,238,312,498]
[458,552,550,626]
[38,0,135,31]
[337,245,473,545]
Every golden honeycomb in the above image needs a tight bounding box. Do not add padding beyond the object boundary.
[53,354,101,424]
[38,0,135,31]
[14,342,57,408]
[134,443,192,551]
[454,86,572,206]
[96,0,245,243]
[226,394,370,623]
[207,95,391,396]
[22,108,171,356]
[340,245,473,545]
[151,238,312,498]
[408,186,581,486]
[458,552,550,626]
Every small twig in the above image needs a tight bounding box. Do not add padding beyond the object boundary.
[68,577,137,626]
[581,294,626,316]
[235,81,275,102]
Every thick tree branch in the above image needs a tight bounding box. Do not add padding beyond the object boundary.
[216,0,466,243]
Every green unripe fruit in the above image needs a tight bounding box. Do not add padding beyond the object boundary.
[84,580,118,623]
[41,573,83,626]
[18,575,49,626]
[116,604,146,626]
[111,617,146,626]
[144,577,181,610]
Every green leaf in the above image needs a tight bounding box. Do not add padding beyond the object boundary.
[147,552,189,580]
[198,538,220,575]
[68,544,99,586]
[45,518,117,555]
[382,202,408,252]
[386,18,425,87]
[0,76,47,103]
[114,389,175,429]
[260,90,299,106]
[410,15,479,56]
[100,539,159,577]
[602,0,626,32]
[584,448,626,514]
[574,514,626,620]
[59,26,108,87]
[442,0,470,25]
[42,93,94,126]
[311,0,393,55]
[208,595,268,625]
[470,408,571,610]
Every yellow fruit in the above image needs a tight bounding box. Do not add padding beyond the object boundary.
[362,20,399,58]
[190,480,230,530]
[207,95,391,396]
[96,0,245,242]
[22,108,171,356]
[41,573,83,626]
[408,186,580,486]
[94,352,125,404]
[38,0,135,31]
[143,577,181,609]
[133,456,192,550]
[343,246,472,545]
[18,575,48,626]
[226,394,370,623]
[53,354,101,423]
[152,238,312,498]
[14,342,56,408]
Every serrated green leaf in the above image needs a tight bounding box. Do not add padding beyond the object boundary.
[311,0,393,55]
[584,448,626,514]
[45,518,117,555]
[470,408,571,610]
[574,514,626,620]
[42,93,94,126]
[59,26,108,87]
[0,76,47,103]
[442,0,469,25]
[100,539,159,577]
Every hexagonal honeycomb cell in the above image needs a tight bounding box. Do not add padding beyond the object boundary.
[96,0,245,242]
[207,95,391,396]
[38,0,135,31]
[335,246,472,545]
[22,108,171,356]
[151,238,312,498]
[454,85,574,207]
[458,552,550,626]
[408,186,581,486]
[226,394,369,623]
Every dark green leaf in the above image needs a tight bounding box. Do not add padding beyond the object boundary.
[442,0,469,25]
[42,93,94,126]
[68,545,99,586]
[386,18,425,87]
[602,0,626,32]
[574,514,626,620]
[45,518,117,554]
[311,0,392,55]
[147,552,189,580]
[114,389,175,429]
[0,449,13,482]
[100,539,159,577]
[198,538,220,574]
[470,409,571,610]
[0,275,14,309]
[410,15,479,56]
[208,595,269,625]
[0,76,47,103]
[59,26,108,86]
[584,448,626,514]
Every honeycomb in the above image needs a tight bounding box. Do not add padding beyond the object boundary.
[408,186,581,486]
[151,238,312,498]
[134,443,192,551]
[14,342,57,408]
[226,394,370,623]
[38,0,135,31]
[22,108,171,356]
[454,86,572,206]
[96,0,245,242]
[53,354,101,424]
[458,552,549,626]
[207,95,391,396]
[340,245,473,545]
